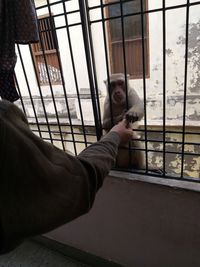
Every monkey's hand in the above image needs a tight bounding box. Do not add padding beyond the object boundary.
[125,109,139,123]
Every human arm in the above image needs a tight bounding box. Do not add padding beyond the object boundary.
[0,101,132,253]
[78,119,133,191]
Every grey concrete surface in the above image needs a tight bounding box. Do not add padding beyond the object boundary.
[0,240,90,267]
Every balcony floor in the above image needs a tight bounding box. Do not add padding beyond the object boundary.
[0,240,90,267]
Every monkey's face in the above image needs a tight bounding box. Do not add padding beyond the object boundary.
[110,80,126,105]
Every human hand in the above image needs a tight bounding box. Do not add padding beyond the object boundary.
[110,119,133,144]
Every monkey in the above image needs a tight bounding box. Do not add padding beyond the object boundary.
[103,73,145,170]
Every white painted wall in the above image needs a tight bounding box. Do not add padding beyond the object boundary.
[15,0,200,125]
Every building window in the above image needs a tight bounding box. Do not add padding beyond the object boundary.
[32,15,62,85]
[107,0,149,78]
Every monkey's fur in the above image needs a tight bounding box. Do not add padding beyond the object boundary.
[103,73,145,169]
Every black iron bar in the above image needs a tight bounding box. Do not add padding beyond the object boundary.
[119,0,128,108]
[36,0,71,10]
[85,0,103,139]
[140,0,148,173]
[37,137,94,146]
[37,21,66,151]
[139,128,200,135]
[14,74,27,116]
[46,18,54,50]
[162,0,166,176]
[181,0,190,178]
[31,128,96,137]
[89,1,200,20]
[39,22,82,32]
[46,0,77,154]
[16,44,42,138]
[119,0,132,167]
[62,1,88,148]
[78,0,102,141]
[29,44,54,144]
[99,0,114,128]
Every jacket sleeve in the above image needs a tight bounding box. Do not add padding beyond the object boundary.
[78,131,120,191]
[0,101,120,253]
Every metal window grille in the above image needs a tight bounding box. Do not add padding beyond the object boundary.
[14,0,200,182]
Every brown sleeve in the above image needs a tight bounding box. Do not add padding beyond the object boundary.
[0,101,120,253]
[78,132,120,190]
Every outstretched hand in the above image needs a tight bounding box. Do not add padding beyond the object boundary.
[110,119,133,144]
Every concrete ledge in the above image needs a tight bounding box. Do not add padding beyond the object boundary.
[109,170,200,193]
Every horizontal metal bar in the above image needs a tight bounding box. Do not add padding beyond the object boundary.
[89,0,200,17]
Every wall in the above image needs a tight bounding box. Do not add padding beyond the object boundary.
[145,0,200,124]
[46,174,200,267]
[143,125,200,179]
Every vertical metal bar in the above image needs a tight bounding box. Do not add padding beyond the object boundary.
[140,0,148,172]
[85,0,103,137]
[78,0,102,141]
[119,0,132,167]
[38,18,66,151]
[29,44,54,144]
[45,18,52,50]
[162,0,166,175]
[100,0,114,127]
[62,1,88,148]
[119,0,128,108]
[41,19,48,51]
[16,45,42,138]
[14,73,27,116]
[45,2,77,155]
[181,0,190,178]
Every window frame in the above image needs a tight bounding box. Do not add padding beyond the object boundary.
[31,14,62,86]
[105,0,150,79]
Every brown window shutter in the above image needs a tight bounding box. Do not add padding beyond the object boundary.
[106,0,149,79]
[32,14,61,85]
